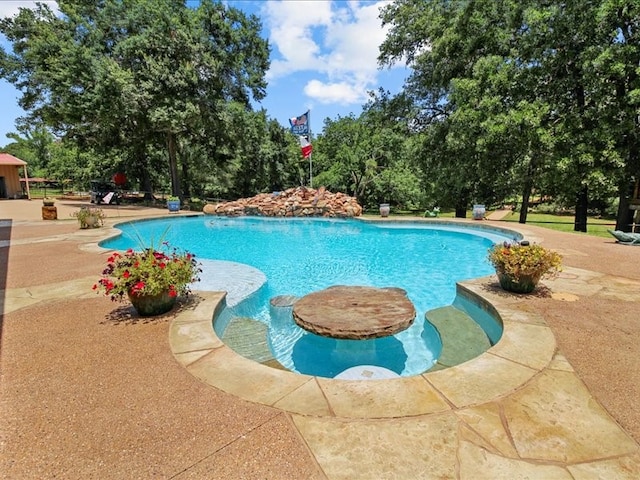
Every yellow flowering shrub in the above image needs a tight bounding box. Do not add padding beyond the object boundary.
[487,242,562,282]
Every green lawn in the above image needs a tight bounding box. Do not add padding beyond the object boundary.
[496,211,616,238]
[26,186,65,198]
[389,207,617,239]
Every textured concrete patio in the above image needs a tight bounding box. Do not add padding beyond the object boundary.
[1,199,639,479]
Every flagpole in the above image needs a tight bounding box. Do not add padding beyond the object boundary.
[309,109,313,188]
[290,110,313,187]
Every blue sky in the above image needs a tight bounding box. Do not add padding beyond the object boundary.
[0,0,408,148]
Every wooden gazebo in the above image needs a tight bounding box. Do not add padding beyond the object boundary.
[0,153,30,199]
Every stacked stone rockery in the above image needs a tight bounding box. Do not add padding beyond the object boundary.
[202,187,362,217]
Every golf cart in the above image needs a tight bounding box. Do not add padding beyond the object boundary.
[89,180,120,205]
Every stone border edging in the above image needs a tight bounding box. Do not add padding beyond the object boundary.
[168,277,556,419]
[81,214,556,419]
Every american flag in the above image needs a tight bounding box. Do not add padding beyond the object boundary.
[289,111,310,135]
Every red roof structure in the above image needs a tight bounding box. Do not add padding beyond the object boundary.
[0,153,28,166]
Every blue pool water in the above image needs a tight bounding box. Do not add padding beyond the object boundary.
[101,216,517,377]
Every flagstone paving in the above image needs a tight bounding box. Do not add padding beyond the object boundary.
[168,266,639,478]
[1,199,639,478]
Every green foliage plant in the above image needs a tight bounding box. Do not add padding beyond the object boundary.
[487,242,562,284]
[184,198,206,211]
[72,206,105,229]
[377,1,639,229]
[93,242,201,302]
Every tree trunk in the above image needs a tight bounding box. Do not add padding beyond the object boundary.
[351,171,365,202]
[134,142,154,201]
[454,199,467,218]
[180,144,191,198]
[571,67,589,233]
[615,179,635,232]
[519,154,536,224]
[574,185,588,232]
[167,132,181,198]
[519,182,532,224]
[453,189,470,218]
[141,167,154,201]
[181,162,191,198]
[613,45,639,231]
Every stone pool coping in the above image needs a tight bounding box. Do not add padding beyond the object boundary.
[96,214,556,417]
[169,275,558,419]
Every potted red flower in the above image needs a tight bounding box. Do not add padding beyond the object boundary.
[94,242,201,316]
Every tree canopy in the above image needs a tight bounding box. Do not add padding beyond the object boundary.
[1,0,638,229]
[0,0,272,198]
[378,0,640,230]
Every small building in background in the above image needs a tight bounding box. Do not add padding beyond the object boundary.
[0,153,30,199]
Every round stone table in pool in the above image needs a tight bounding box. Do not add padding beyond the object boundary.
[292,286,416,340]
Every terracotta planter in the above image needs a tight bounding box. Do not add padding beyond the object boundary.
[128,290,177,316]
[496,272,542,294]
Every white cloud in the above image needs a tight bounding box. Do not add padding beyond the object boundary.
[265,0,332,75]
[321,2,390,82]
[0,1,58,19]
[262,0,398,106]
[304,79,365,105]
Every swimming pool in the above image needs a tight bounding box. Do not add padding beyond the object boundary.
[101,216,518,377]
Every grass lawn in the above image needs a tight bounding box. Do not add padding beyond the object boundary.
[495,211,616,238]
[388,207,618,239]
[27,186,65,198]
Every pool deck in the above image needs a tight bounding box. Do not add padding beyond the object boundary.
[1,199,639,479]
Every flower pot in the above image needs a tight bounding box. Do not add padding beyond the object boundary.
[167,200,180,212]
[128,290,177,316]
[379,203,390,217]
[80,214,100,229]
[73,207,105,229]
[496,272,542,294]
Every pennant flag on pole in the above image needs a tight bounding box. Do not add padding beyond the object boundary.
[299,135,313,158]
[289,111,310,135]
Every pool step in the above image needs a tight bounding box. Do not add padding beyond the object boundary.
[221,317,286,370]
[270,295,299,307]
[426,306,491,371]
